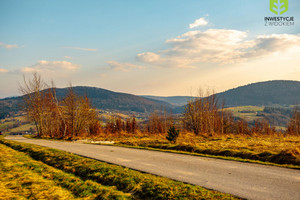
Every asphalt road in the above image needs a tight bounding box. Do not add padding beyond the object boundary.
[5,136,300,200]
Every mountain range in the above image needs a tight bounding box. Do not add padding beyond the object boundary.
[1,80,300,118]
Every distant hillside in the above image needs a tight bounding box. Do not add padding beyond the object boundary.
[141,95,194,106]
[217,80,300,107]
[173,80,300,113]
[56,87,174,113]
[0,86,175,117]
[0,98,21,119]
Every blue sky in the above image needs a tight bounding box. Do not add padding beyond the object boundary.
[1,0,300,98]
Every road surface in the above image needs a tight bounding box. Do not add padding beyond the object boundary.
[5,136,300,200]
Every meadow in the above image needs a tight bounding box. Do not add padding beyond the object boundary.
[224,106,264,122]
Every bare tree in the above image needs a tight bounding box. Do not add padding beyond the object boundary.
[183,88,222,136]
[62,87,99,138]
[20,73,101,139]
[287,106,300,135]
[19,72,48,137]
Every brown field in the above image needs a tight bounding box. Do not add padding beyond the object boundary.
[89,132,300,167]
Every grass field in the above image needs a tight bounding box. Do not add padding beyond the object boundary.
[0,114,35,134]
[0,121,15,131]
[224,106,264,122]
[8,123,35,133]
[91,132,300,168]
[0,138,239,200]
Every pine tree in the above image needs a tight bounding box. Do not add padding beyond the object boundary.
[166,126,179,143]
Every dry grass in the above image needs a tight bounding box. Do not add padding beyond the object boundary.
[178,133,300,155]
[91,132,300,166]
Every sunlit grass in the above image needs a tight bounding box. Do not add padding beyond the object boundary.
[92,132,300,167]
[0,143,131,199]
[0,144,75,199]
[224,106,264,122]
[9,123,35,133]
[0,121,15,131]
[224,106,264,112]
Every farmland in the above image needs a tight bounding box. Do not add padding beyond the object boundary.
[0,114,35,135]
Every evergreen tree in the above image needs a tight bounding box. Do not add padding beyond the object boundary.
[166,126,179,143]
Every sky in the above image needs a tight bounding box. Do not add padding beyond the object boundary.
[0,0,300,98]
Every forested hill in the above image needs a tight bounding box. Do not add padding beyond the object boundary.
[172,80,300,113]
[216,80,300,107]
[0,86,174,117]
[55,86,174,112]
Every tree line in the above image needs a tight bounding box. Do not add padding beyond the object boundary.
[182,89,299,136]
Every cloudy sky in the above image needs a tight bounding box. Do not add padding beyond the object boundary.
[0,0,300,98]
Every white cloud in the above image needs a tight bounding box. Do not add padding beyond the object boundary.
[137,52,160,63]
[136,29,300,68]
[137,51,196,69]
[0,42,20,49]
[21,60,79,73]
[106,61,145,72]
[243,34,300,59]
[62,47,97,51]
[64,56,72,59]
[0,68,9,73]
[189,17,208,28]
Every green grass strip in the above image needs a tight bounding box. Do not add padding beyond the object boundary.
[0,143,131,200]
[0,144,76,200]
